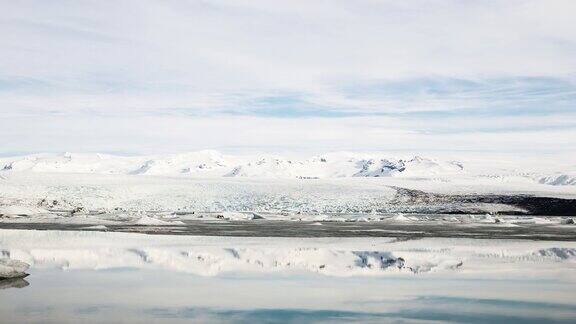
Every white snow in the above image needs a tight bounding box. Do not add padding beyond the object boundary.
[1,151,572,185]
[0,151,445,179]
[539,173,576,186]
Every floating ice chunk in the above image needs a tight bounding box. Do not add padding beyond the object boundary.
[216,212,264,221]
[81,225,108,230]
[0,259,30,279]
[0,206,49,217]
[480,214,499,223]
[442,216,460,222]
[389,214,413,222]
[510,217,554,225]
[131,216,184,226]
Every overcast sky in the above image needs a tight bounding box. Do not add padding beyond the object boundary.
[1,0,575,155]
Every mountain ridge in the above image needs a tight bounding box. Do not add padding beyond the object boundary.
[0,151,574,186]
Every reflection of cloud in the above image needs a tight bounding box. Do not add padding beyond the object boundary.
[4,274,576,322]
[140,299,576,324]
[8,295,576,322]
[73,305,114,315]
[143,307,389,323]
[1,112,576,155]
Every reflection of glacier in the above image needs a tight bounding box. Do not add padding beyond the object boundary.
[2,230,576,278]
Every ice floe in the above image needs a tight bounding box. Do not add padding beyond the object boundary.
[0,258,30,279]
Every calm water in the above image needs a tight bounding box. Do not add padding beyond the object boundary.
[1,268,576,323]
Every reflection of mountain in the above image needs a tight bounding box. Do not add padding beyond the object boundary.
[0,277,29,290]
[3,230,576,280]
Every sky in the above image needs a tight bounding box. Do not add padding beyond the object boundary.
[1,0,575,155]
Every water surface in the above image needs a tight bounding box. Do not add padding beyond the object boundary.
[2,268,576,323]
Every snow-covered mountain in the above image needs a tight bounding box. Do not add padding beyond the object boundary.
[538,173,576,186]
[0,151,463,178]
[0,150,573,185]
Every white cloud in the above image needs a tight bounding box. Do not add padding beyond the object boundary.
[3,0,575,89]
[1,114,574,155]
[0,0,575,153]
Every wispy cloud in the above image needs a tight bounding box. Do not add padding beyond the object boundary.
[0,0,575,154]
